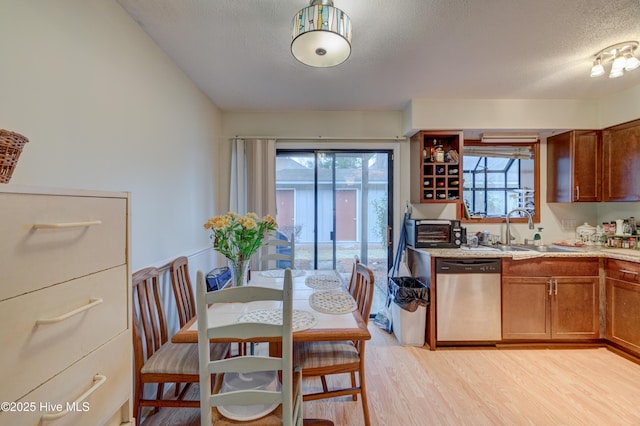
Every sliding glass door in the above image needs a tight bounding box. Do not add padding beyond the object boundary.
[275,149,393,315]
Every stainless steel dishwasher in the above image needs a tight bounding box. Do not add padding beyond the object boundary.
[436,258,501,342]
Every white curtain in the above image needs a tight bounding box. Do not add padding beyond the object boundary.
[229,138,277,270]
[229,138,277,218]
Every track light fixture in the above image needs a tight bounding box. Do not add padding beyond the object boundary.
[590,41,640,79]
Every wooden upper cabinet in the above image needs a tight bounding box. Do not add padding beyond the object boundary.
[547,130,601,202]
[602,119,640,202]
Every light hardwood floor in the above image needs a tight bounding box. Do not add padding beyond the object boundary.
[140,325,640,425]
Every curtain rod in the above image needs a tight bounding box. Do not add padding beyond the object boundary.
[233,136,406,141]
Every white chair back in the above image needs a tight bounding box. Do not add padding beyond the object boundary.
[196,268,301,425]
[260,231,295,270]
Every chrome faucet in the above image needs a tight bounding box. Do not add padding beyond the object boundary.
[505,208,535,244]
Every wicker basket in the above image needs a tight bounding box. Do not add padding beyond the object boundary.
[0,129,29,183]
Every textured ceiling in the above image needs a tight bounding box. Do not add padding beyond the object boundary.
[117,0,640,112]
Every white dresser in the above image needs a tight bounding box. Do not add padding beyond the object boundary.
[0,185,133,425]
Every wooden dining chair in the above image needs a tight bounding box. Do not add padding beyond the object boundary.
[347,255,360,295]
[195,268,303,425]
[132,266,230,422]
[170,256,196,328]
[294,262,375,426]
[260,231,295,270]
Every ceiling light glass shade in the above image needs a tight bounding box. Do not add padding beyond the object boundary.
[590,59,604,77]
[611,53,627,73]
[291,1,352,67]
[609,68,624,78]
[625,54,640,71]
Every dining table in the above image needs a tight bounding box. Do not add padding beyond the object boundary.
[171,269,371,349]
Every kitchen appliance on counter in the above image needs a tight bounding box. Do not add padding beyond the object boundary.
[406,219,465,248]
[435,258,501,343]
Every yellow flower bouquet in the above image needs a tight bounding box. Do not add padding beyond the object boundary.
[204,212,277,286]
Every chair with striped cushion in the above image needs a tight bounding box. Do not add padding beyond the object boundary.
[294,262,375,426]
[132,266,230,422]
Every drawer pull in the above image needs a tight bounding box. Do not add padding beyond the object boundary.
[41,374,106,421]
[36,298,103,325]
[619,269,639,275]
[33,220,102,229]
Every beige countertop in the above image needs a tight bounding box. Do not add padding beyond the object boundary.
[418,245,640,263]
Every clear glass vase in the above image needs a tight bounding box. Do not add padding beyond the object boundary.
[227,258,249,287]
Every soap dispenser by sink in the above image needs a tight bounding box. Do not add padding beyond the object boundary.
[533,227,543,246]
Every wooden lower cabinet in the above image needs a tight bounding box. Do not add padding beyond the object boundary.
[502,258,600,340]
[606,259,640,356]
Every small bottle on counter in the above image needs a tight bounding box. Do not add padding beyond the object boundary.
[533,227,544,246]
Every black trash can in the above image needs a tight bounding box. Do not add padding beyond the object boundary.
[206,267,231,292]
[388,277,429,346]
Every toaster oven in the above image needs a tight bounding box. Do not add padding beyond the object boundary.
[406,219,464,248]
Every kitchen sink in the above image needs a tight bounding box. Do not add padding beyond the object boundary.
[492,244,580,253]
[509,244,580,253]
[469,244,582,253]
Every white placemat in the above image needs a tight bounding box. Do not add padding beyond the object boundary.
[235,309,317,332]
[305,274,342,290]
[259,269,306,278]
[309,290,357,315]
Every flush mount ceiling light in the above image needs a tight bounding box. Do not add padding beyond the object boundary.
[590,41,640,78]
[291,0,352,67]
[481,132,540,143]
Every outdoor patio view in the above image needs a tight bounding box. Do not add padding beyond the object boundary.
[275,150,393,316]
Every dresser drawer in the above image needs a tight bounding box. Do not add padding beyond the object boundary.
[0,331,132,426]
[606,258,640,283]
[0,192,127,301]
[0,266,128,404]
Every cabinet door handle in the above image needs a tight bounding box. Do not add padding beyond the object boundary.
[619,269,638,275]
[575,186,580,200]
[36,298,103,325]
[554,279,558,295]
[548,278,553,295]
[33,220,102,229]
[40,374,106,421]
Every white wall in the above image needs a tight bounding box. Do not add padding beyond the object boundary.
[0,0,223,271]
[597,85,640,129]
[405,99,599,135]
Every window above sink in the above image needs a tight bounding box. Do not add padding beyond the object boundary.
[461,140,540,224]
